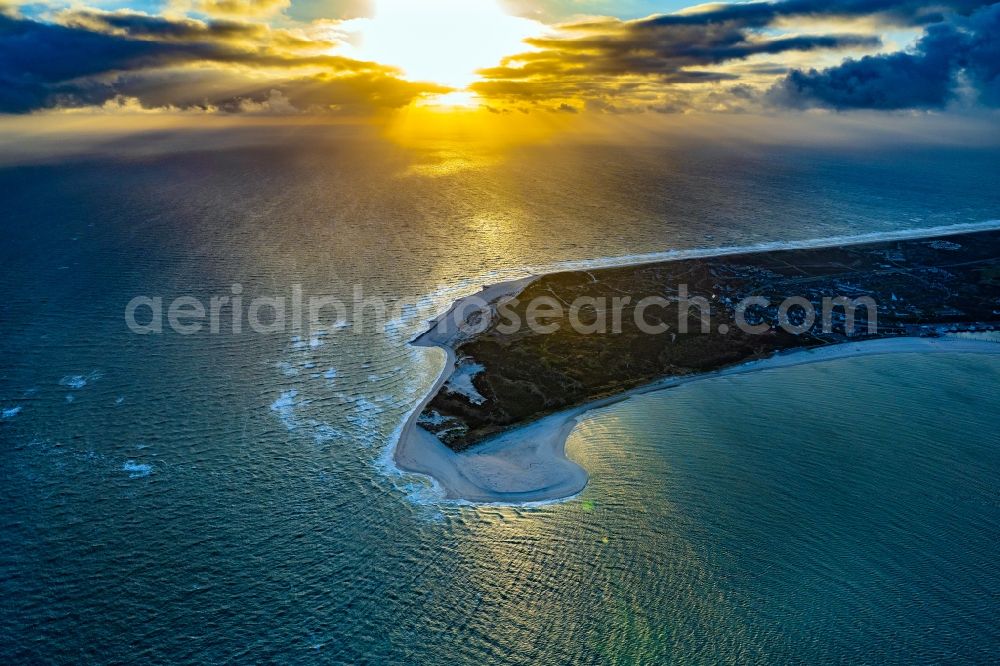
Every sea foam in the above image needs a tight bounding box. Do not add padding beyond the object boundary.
[59,370,103,390]
[271,390,301,430]
[122,461,153,478]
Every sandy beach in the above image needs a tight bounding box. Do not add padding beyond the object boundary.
[392,223,1000,504]
[393,275,589,504]
[396,328,1000,504]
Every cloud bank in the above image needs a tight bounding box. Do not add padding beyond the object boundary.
[0,6,444,114]
[0,0,998,114]
[772,3,1000,109]
[475,0,999,112]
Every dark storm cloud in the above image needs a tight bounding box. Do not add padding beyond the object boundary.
[628,0,994,29]
[772,3,1000,109]
[0,10,441,113]
[964,3,1000,104]
[475,0,1000,112]
[59,10,260,41]
[473,30,832,88]
[0,13,207,111]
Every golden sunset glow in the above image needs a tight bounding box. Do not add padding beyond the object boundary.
[383,98,573,153]
[415,91,483,109]
[342,0,542,90]
[1,0,991,119]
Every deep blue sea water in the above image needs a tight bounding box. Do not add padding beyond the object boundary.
[1,128,999,663]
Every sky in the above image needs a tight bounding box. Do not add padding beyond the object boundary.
[0,0,998,118]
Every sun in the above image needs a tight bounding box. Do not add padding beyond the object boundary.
[342,0,541,91]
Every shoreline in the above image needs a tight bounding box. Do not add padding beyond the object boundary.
[404,219,1000,349]
[393,222,1000,505]
[396,335,1000,505]
[425,220,1000,299]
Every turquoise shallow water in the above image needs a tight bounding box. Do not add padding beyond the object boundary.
[1,130,999,662]
[565,351,1000,663]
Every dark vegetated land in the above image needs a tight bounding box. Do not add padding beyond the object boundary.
[421,230,1000,450]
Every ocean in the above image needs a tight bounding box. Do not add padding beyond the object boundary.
[1,127,999,662]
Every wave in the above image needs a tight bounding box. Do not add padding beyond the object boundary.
[122,460,153,478]
[270,389,302,430]
[58,370,103,390]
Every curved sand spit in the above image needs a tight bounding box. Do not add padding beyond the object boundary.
[395,224,1000,505]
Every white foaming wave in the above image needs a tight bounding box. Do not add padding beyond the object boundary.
[270,390,303,430]
[2,405,22,420]
[375,410,448,509]
[945,330,1000,343]
[59,370,103,390]
[276,361,299,377]
[386,275,521,343]
[269,389,348,446]
[400,480,448,521]
[374,345,451,507]
[263,367,451,510]
[122,460,153,478]
[312,423,344,446]
[341,395,384,445]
